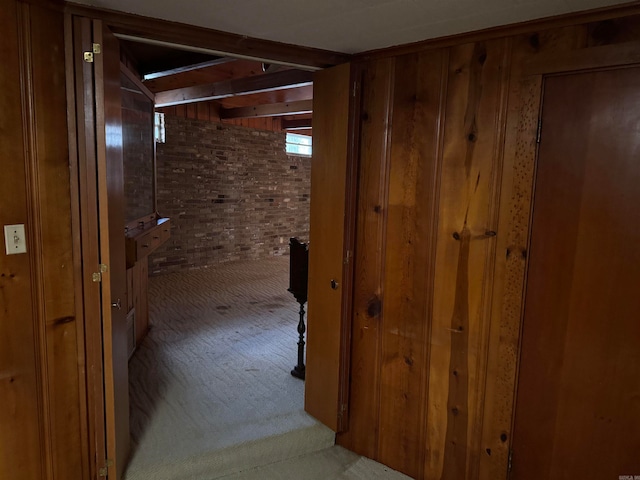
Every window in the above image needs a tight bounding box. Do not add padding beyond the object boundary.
[285,132,312,156]
[154,112,166,143]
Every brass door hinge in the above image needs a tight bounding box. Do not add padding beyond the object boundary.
[98,458,113,477]
[92,264,108,283]
[83,43,101,63]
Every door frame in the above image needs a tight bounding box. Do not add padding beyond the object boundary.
[65,14,108,479]
[65,8,358,478]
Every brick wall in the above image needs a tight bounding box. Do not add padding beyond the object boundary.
[150,115,311,275]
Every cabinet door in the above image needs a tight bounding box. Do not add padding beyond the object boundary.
[305,63,357,432]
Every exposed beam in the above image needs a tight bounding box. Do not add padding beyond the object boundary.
[155,69,314,107]
[142,57,236,81]
[282,118,313,130]
[220,100,313,119]
[120,62,154,101]
[65,4,350,70]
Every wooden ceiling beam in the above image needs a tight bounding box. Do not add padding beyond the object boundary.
[65,4,350,70]
[155,69,313,107]
[220,100,313,119]
[142,57,236,81]
[282,118,313,130]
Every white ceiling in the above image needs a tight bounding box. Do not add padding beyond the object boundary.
[72,0,630,54]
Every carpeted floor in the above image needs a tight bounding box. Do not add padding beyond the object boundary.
[126,257,322,478]
[125,256,411,480]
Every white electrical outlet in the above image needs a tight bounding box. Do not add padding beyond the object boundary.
[4,224,27,255]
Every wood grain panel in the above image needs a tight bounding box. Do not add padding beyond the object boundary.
[477,26,587,480]
[25,4,86,478]
[68,14,109,479]
[424,39,508,480]
[64,12,92,479]
[524,40,640,75]
[224,116,283,132]
[336,12,640,480]
[358,3,640,61]
[305,63,352,431]
[135,259,149,344]
[587,15,640,46]
[159,102,214,122]
[512,66,640,479]
[0,2,44,478]
[376,50,446,478]
[159,102,293,133]
[4,5,636,480]
[337,57,394,456]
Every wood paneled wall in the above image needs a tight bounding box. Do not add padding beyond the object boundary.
[158,102,287,132]
[158,101,221,123]
[340,12,640,480]
[0,1,87,480]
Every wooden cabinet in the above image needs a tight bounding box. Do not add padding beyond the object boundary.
[125,217,170,355]
[125,217,171,268]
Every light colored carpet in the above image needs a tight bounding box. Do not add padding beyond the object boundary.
[224,446,412,480]
[125,257,412,480]
[126,257,332,479]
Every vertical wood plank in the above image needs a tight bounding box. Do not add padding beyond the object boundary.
[209,101,221,122]
[376,50,446,478]
[70,14,108,480]
[126,267,134,312]
[26,4,86,478]
[64,12,91,478]
[478,26,587,480]
[196,103,208,121]
[424,38,508,480]
[0,2,44,478]
[134,259,149,344]
[186,103,196,119]
[158,106,175,117]
[337,57,394,456]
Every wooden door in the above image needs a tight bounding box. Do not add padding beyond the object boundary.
[70,16,129,478]
[94,20,130,480]
[511,67,640,479]
[305,63,357,432]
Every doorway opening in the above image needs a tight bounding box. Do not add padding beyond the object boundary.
[116,38,324,478]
